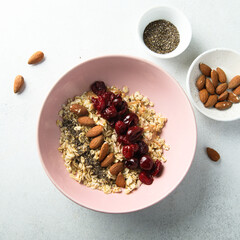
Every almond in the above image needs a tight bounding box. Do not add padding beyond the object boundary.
[199,89,209,103]
[233,85,240,96]
[70,104,88,116]
[13,75,24,93]
[206,147,220,162]
[218,91,229,101]
[196,75,206,90]
[216,83,228,95]
[227,92,240,103]
[86,125,103,138]
[109,162,124,176]
[89,135,104,149]
[116,172,126,188]
[28,51,44,64]
[101,153,115,167]
[211,70,219,88]
[215,101,232,110]
[204,95,218,108]
[228,75,240,89]
[216,67,226,83]
[78,116,95,126]
[205,78,215,94]
[199,63,211,76]
[99,142,109,162]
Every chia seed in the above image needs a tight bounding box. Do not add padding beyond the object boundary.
[143,19,180,54]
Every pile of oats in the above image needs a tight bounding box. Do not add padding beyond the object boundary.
[57,86,168,194]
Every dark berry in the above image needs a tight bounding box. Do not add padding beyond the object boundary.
[122,145,134,159]
[139,171,153,185]
[123,113,139,127]
[117,135,124,144]
[137,141,149,155]
[152,160,164,177]
[101,105,117,119]
[122,136,131,145]
[102,92,116,106]
[91,81,107,95]
[126,126,143,143]
[140,155,154,171]
[115,121,127,135]
[130,143,139,153]
[125,158,139,169]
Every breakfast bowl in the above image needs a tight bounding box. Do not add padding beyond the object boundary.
[138,6,192,59]
[186,48,240,121]
[38,55,197,213]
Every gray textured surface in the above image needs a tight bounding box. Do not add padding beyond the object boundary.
[0,0,240,239]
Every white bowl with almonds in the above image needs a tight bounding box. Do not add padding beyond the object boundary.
[186,48,240,121]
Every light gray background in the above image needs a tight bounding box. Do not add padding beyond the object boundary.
[0,0,239,239]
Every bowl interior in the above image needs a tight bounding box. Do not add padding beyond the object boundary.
[138,6,192,58]
[187,49,240,121]
[38,56,197,213]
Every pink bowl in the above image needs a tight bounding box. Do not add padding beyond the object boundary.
[38,56,197,213]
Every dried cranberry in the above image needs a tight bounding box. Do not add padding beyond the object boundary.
[122,145,134,159]
[123,113,139,127]
[108,118,118,128]
[139,171,153,185]
[102,92,116,106]
[91,81,107,95]
[122,136,131,145]
[126,126,143,143]
[152,160,164,177]
[137,141,149,156]
[140,155,154,171]
[117,135,124,144]
[91,97,99,109]
[125,158,139,170]
[101,105,117,119]
[112,97,122,109]
[115,121,127,135]
[130,143,139,153]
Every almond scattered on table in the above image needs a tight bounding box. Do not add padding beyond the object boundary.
[206,147,220,161]
[28,51,44,64]
[13,75,24,93]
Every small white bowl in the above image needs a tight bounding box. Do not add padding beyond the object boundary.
[138,6,192,59]
[186,48,240,121]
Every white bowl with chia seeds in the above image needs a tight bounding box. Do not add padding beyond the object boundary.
[138,6,192,59]
[186,48,240,121]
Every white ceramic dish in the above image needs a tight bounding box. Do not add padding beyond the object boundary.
[186,48,240,121]
[138,6,192,59]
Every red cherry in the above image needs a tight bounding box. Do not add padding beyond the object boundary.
[152,160,164,177]
[126,126,143,143]
[125,158,139,169]
[140,155,154,171]
[115,121,127,135]
[122,145,134,159]
[123,113,139,127]
[139,171,153,185]
[91,81,107,95]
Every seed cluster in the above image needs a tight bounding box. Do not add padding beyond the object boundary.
[143,19,180,54]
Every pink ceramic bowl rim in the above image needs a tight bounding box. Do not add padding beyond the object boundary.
[37,55,197,213]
